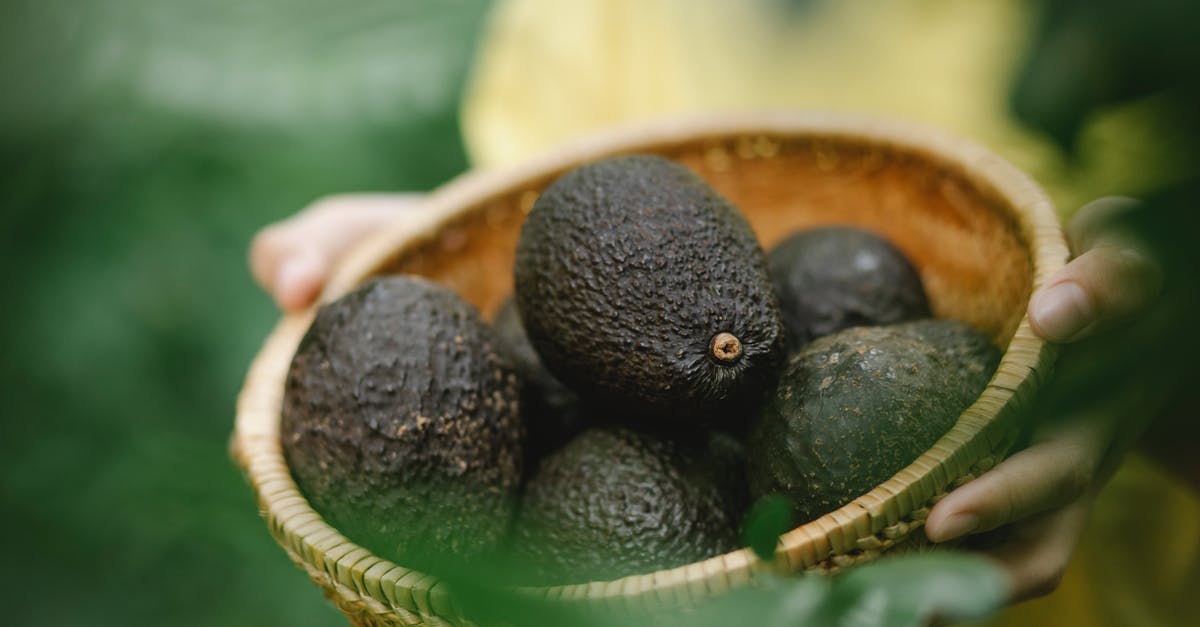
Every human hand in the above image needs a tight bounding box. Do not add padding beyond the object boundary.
[924,197,1164,602]
[249,193,424,311]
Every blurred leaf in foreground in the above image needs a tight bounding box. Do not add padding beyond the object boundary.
[823,553,1009,626]
[741,493,795,561]
[448,551,1005,627]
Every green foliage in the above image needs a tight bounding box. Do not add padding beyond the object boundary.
[446,553,1006,627]
[826,554,1008,626]
[741,494,795,561]
[0,1,490,625]
[1012,0,1200,151]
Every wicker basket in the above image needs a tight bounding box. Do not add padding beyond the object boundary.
[232,111,1068,626]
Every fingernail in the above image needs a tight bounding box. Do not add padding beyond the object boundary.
[930,512,979,543]
[1029,281,1092,342]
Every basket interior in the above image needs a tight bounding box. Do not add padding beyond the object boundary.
[366,134,1031,347]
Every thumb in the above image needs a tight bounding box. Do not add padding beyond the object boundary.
[1028,199,1162,343]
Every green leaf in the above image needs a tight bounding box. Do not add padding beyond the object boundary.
[692,574,830,627]
[452,582,619,627]
[447,551,1006,627]
[820,552,1008,627]
[741,494,795,561]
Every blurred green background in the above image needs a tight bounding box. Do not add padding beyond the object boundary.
[0,1,490,624]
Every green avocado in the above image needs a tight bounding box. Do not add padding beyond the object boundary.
[746,320,999,523]
[492,296,587,461]
[768,226,930,352]
[280,277,524,570]
[509,426,747,585]
[513,155,785,426]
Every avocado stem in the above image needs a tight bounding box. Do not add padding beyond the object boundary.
[710,332,743,363]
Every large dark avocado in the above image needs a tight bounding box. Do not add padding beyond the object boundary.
[492,296,587,460]
[509,426,746,584]
[747,320,999,523]
[513,155,785,425]
[281,277,524,569]
[768,226,930,352]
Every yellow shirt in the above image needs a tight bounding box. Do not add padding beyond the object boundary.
[459,1,1200,624]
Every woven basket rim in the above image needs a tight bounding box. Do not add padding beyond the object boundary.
[232,110,1067,623]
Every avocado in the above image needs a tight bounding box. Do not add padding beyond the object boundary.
[492,296,587,460]
[513,155,785,425]
[509,426,746,585]
[746,320,999,523]
[768,226,930,352]
[281,277,524,569]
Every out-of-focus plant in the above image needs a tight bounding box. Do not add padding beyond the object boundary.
[1012,0,1200,483]
[442,551,1007,627]
[1012,0,1200,152]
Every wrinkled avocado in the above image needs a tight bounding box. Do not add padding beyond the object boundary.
[768,226,930,352]
[747,320,999,523]
[510,426,747,585]
[492,296,588,461]
[514,155,785,426]
[281,277,524,569]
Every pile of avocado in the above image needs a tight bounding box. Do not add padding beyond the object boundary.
[281,155,1000,586]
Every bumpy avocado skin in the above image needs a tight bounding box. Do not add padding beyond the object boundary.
[510,426,746,585]
[513,155,785,424]
[747,320,999,523]
[281,277,524,569]
[768,226,930,352]
[492,296,588,460]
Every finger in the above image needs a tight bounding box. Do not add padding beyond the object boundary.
[1029,196,1162,343]
[1065,196,1140,254]
[273,250,327,312]
[249,221,330,311]
[249,222,290,295]
[979,499,1091,603]
[303,194,423,261]
[925,420,1107,543]
[248,193,422,311]
[1027,240,1162,344]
